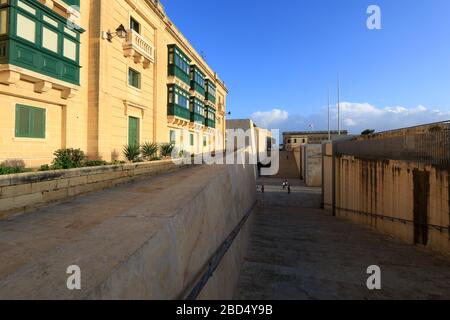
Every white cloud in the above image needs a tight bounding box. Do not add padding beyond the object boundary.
[250,103,450,134]
[251,109,289,128]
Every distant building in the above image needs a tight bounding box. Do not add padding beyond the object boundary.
[283,131,348,151]
[226,119,274,154]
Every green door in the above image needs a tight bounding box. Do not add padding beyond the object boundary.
[128,117,139,146]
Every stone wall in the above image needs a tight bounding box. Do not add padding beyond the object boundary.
[0,162,257,299]
[334,156,450,255]
[303,144,322,187]
[0,160,187,219]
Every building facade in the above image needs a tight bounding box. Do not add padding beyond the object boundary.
[283,130,348,151]
[0,0,227,166]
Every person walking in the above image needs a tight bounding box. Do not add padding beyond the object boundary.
[261,185,265,193]
[287,184,291,194]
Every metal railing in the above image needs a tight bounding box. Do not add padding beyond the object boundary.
[334,121,450,166]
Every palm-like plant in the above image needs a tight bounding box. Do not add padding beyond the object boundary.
[123,144,141,162]
[141,142,159,160]
[160,143,175,158]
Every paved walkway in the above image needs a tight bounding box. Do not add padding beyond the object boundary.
[235,178,450,300]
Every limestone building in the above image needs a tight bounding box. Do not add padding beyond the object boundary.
[0,0,228,166]
[283,130,348,151]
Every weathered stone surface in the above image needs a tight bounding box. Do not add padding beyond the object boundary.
[236,178,450,300]
[0,161,189,219]
[0,163,257,299]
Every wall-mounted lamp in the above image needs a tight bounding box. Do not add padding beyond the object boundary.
[104,24,128,42]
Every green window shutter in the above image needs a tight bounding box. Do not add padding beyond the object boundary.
[128,117,139,146]
[128,68,140,88]
[32,107,46,138]
[15,105,46,138]
[190,133,194,146]
[16,105,30,137]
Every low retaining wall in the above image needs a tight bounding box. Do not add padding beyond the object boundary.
[0,163,257,299]
[335,155,450,255]
[0,160,187,219]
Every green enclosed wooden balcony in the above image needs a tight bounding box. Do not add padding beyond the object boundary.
[190,65,205,96]
[168,44,191,86]
[0,0,82,85]
[205,118,216,128]
[168,64,190,86]
[168,104,190,121]
[205,79,216,104]
[191,112,205,124]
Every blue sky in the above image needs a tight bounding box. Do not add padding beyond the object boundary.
[162,0,450,133]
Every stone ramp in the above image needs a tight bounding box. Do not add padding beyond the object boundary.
[235,184,450,300]
[0,164,257,299]
[257,177,321,208]
[270,151,300,179]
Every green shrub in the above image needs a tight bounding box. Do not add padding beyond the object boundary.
[52,148,86,169]
[160,143,175,158]
[84,160,107,167]
[123,144,141,162]
[110,160,126,165]
[141,142,159,160]
[39,164,51,171]
[0,167,23,175]
[0,159,30,175]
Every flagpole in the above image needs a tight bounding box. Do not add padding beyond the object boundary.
[328,89,331,141]
[337,73,341,135]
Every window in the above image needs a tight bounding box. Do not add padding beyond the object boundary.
[16,13,36,43]
[203,136,207,147]
[64,27,77,38]
[208,82,216,97]
[42,27,58,53]
[43,15,58,28]
[174,87,188,108]
[0,8,8,35]
[191,68,204,88]
[63,38,77,60]
[190,133,194,146]
[17,0,36,15]
[169,130,176,144]
[192,99,205,116]
[130,17,140,34]
[15,105,46,138]
[128,68,141,89]
[173,49,190,74]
